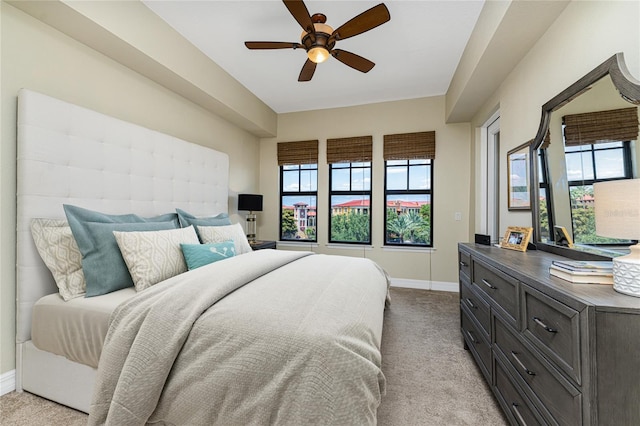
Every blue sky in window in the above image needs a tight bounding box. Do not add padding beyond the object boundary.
[387,165,431,190]
[565,150,625,181]
[282,170,317,192]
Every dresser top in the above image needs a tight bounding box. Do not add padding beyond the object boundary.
[459,243,640,312]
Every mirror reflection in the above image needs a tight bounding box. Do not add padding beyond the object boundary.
[534,54,640,258]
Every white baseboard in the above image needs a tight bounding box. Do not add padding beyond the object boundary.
[0,369,16,395]
[390,278,458,292]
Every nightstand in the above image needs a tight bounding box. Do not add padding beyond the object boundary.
[249,240,277,250]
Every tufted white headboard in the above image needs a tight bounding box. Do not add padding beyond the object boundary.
[16,88,229,343]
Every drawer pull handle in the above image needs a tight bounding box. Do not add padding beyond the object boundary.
[511,351,535,376]
[460,261,469,267]
[481,279,496,289]
[465,298,477,309]
[465,329,479,344]
[512,403,528,426]
[533,317,557,333]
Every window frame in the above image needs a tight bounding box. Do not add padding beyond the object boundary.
[279,163,318,242]
[565,141,633,245]
[537,149,555,242]
[383,159,434,247]
[328,161,372,245]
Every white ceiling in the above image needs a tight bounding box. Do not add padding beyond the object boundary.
[143,0,484,114]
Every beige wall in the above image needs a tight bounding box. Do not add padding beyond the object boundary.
[469,0,640,240]
[0,4,261,375]
[258,96,471,285]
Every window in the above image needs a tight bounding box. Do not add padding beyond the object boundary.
[327,136,373,244]
[278,140,318,242]
[385,159,432,246]
[565,141,633,244]
[329,162,372,244]
[383,131,436,247]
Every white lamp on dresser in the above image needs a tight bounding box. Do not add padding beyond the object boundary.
[594,178,640,297]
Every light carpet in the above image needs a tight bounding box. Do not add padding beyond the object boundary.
[0,287,507,425]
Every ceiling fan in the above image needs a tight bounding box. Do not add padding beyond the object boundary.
[245,0,391,82]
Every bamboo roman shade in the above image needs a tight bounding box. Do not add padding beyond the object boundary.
[277,140,318,165]
[326,136,372,164]
[383,131,436,160]
[563,107,639,147]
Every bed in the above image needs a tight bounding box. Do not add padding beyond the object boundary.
[15,89,389,424]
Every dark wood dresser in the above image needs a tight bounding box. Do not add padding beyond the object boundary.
[458,243,640,425]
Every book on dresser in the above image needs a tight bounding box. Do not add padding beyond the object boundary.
[551,260,613,273]
[548,264,613,284]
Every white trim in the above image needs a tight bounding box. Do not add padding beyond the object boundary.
[390,278,458,293]
[0,370,16,395]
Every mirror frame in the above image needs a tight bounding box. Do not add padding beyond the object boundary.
[531,52,640,259]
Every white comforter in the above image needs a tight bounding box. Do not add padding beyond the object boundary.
[89,250,389,425]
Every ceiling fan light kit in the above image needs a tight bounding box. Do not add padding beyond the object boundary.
[245,0,390,81]
[302,16,334,64]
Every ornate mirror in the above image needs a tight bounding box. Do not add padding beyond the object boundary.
[531,53,640,259]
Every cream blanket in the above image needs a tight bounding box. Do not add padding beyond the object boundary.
[89,250,389,425]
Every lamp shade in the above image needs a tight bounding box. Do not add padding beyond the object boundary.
[594,179,640,240]
[238,194,263,212]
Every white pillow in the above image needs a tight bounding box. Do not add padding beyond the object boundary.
[113,225,200,292]
[197,223,252,255]
[30,218,86,301]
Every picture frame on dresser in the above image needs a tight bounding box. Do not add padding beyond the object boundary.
[500,226,533,252]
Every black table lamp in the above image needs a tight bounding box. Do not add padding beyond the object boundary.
[238,194,263,242]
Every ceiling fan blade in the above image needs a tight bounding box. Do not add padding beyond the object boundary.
[245,41,303,50]
[283,0,315,34]
[331,49,375,73]
[331,3,390,41]
[298,59,317,82]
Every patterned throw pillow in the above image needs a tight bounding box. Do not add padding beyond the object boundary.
[30,218,86,301]
[113,226,200,292]
[197,223,252,255]
[181,241,236,270]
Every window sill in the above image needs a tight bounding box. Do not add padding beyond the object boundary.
[326,243,373,251]
[277,241,319,249]
[382,245,436,253]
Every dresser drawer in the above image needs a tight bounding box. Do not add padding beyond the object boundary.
[494,355,547,426]
[461,307,491,383]
[494,316,581,426]
[459,250,471,280]
[522,284,581,385]
[473,259,518,326]
[460,279,490,338]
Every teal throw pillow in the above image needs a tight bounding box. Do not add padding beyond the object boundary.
[181,241,236,270]
[63,204,179,297]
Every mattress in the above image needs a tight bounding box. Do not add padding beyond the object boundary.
[31,288,137,368]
